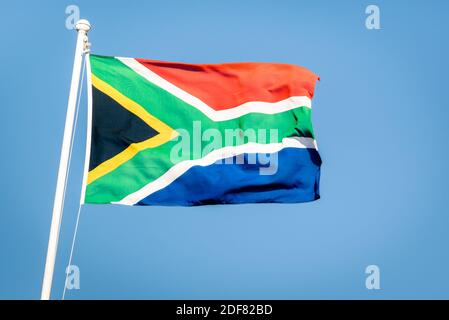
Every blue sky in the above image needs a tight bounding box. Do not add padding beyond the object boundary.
[1,0,448,299]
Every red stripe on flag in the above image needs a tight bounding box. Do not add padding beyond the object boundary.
[136,58,319,111]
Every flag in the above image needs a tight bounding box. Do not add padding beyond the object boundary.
[82,54,322,206]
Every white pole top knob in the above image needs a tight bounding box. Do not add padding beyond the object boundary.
[75,19,91,33]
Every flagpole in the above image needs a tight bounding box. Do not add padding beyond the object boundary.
[41,19,91,300]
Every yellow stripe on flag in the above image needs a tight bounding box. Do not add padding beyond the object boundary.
[87,74,178,185]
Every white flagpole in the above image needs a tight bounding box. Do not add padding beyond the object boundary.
[41,19,91,300]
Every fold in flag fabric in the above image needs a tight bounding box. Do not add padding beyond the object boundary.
[82,54,322,206]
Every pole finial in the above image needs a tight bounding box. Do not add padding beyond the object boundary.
[75,19,91,33]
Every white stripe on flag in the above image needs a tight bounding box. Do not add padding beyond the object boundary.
[115,137,317,205]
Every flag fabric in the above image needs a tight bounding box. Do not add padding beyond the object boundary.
[82,54,322,206]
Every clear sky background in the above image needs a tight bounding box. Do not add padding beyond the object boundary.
[1,0,448,299]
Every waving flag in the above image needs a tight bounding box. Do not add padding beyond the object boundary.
[82,54,322,206]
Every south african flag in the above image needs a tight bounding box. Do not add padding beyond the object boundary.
[82,54,322,206]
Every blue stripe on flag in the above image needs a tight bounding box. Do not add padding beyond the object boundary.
[137,148,321,206]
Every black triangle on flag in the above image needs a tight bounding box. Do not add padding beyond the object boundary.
[89,86,159,171]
